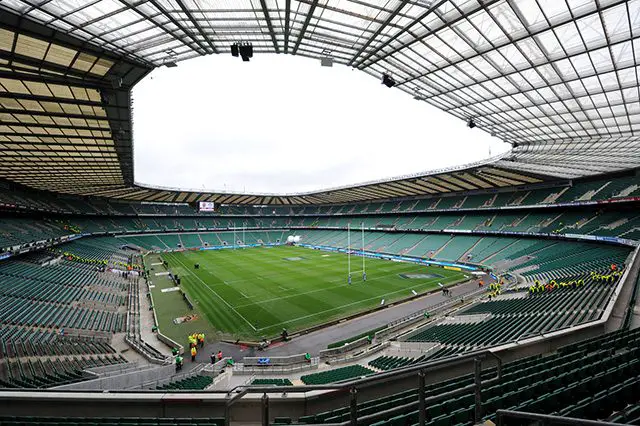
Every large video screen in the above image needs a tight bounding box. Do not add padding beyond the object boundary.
[198,201,216,212]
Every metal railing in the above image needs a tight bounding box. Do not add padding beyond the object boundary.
[495,410,629,426]
[223,349,503,426]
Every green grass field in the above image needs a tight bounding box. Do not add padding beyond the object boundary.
[151,245,468,340]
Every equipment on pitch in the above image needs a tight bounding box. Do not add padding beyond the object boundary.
[286,235,301,245]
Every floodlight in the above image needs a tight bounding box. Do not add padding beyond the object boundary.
[381,73,395,88]
[321,57,333,67]
[239,43,253,61]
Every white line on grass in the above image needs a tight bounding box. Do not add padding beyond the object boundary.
[170,254,258,331]
[233,269,441,308]
[256,275,462,331]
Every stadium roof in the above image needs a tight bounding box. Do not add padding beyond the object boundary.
[78,155,553,204]
[0,0,639,204]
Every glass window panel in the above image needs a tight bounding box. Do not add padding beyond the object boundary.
[555,21,584,55]
[589,47,614,73]
[602,3,629,43]
[575,13,605,50]
[610,41,634,68]
[472,7,510,44]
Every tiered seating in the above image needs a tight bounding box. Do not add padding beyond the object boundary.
[56,238,129,263]
[1,173,638,219]
[156,375,213,390]
[0,218,68,249]
[435,236,479,261]
[251,378,294,386]
[179,233,202,248]
[0,325,117,358]
[301,365,375,385]
[296,327,640,426]
[517,244,629,280]
[0,354,126,388]
[0,418,225,426]
[0,260,126,333]
[465,237,518,263]
[368,347,469,371]
[408,272,616,350]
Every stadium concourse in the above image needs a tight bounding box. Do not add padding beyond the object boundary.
[0,0,640,425]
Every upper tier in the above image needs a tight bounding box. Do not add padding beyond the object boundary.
[1,172,639,217]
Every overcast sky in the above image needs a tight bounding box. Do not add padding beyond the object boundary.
[132,54,510,194]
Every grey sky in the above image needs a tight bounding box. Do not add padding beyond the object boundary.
[132,54,510,194]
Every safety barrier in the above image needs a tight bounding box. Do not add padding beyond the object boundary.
[319,336,370,360]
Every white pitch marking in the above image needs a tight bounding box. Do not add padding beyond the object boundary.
[255,275,461,330]
[170,255,257,331]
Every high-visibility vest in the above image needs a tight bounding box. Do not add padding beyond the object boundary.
[191,347,197,356]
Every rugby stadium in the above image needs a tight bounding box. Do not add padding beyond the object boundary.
[0,1,639,426]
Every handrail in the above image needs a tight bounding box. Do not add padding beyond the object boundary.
[496,409,629,426]
[225,347,499,396]
[0,348,500,395]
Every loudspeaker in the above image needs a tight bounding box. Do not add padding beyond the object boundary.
[231,43,239,57]
[381,74,396,88]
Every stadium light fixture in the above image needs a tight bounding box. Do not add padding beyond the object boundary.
[321,57,333,67]
[467,118,476,129]
[239,43,253,62]
[381,73,396,88]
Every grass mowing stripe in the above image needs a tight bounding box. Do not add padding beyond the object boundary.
[170,252,258,332]
[253,274,462,331]
[156,246,468,339]
[233,269,447,308]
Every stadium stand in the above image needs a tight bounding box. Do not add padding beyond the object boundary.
[251,378,294,386]
[156,375,213,390]
[0,418,225,426]
[300,365,376,385]
[290,328,640,426]
[0,3,638,425]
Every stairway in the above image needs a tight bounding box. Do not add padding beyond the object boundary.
[458,237,483,262]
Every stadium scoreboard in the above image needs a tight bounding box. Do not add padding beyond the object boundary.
[198,201,216,212]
